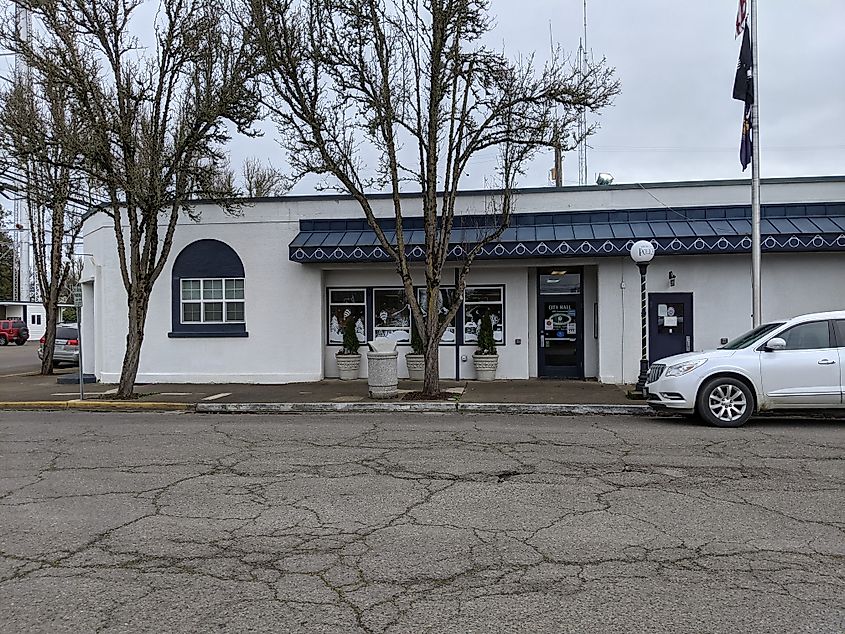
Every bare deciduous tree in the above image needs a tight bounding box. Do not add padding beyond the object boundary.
[206,156,290,198]
[2,0,261,396]
[242,157,289,197]
[250,0,619,394]
[0,75,87,374]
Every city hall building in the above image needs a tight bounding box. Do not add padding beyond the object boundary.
[79,175,845,385]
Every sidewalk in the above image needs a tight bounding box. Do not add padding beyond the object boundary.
[0,370,646,414]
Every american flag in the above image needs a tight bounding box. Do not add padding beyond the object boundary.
[736,0,748,37]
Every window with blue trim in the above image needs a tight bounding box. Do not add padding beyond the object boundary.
[169,240,248,338]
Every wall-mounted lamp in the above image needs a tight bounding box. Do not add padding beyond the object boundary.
[668,271,676,287]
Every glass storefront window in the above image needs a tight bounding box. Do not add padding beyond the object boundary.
[539,272,581,295]
[417,287,458,344]
[328,289,366,344]
[464,286,504,344]
[374,289,411,342]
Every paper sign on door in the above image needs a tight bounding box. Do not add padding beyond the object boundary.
[544,319,554,330]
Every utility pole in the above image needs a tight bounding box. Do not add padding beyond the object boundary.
[13,6,32,303]
[549,23,563,187]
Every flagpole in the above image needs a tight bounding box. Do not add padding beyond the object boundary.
[750,0,762,326]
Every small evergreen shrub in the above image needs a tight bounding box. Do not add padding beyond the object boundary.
[410,321,424,354]
[340,316,361,355]
[475,312,497,356]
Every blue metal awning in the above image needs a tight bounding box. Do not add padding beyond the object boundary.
[289,202,845,263]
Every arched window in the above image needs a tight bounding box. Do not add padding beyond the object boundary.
[169,239,248,338]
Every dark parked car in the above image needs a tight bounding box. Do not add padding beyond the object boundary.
[0,319,29,346]
[37,325,79,367]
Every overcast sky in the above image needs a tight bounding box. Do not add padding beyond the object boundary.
[5,1,842,192]
[228,0,845,192]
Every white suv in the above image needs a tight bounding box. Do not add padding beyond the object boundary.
[646,311,845,427]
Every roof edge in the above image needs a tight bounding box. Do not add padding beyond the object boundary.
[82,174,845,220]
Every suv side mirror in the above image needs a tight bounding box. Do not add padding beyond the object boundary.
[765,337,786,351]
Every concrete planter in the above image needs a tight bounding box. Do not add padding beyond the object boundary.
[336,353,361,380]
[367,350,399,399]
[405,353,425,381]
[472,354,498,381]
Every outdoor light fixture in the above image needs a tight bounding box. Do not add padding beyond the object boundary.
[595,173,614,186]
[630,240,655,395]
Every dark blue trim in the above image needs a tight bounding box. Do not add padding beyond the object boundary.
[171,240,247,337]
[173,239,245,277]
[168,331,249,338]
[289,202,845,263]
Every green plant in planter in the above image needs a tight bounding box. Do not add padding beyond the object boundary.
[340,316,361,355]
[410,321,424,354]
[475,312,497,356]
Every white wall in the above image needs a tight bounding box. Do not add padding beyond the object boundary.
[597,252,845,384]
[83,202,324,384]
[81,177,845,385]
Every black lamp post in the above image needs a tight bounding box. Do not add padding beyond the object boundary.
[630,240,655,394]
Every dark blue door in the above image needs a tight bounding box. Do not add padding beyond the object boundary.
[537,269,584,378]
[648,292,693,364]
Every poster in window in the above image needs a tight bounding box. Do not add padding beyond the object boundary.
[463,305,504,343]
[328,306,366,344]
[374,290,411,342]
[418,288,457,343]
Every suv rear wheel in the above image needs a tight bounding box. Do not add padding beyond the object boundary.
[696,377,754,427]
[14,338,25,346]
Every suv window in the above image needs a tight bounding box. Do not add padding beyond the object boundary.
[779,321,831,350]
[721,322,783,350]
[833,320,845,347]
[0,322,7,329]
[56,327,78,340]
[11,321,25,329]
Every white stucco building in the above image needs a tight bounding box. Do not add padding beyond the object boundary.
[80,176,845,385]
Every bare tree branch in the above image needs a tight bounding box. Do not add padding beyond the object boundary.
[1,0,262,396]
[251,0,619,394]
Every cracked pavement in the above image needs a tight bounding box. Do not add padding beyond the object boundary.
[0,411,842,633]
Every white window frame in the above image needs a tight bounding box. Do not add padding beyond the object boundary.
[180,277,245,324]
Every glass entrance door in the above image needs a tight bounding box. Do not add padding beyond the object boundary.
[538,269,583,378]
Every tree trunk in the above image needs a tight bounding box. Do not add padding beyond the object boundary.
[116,291,150,399]
[39,304,58,375]
[422,330,440,395]
[39,277,64,375]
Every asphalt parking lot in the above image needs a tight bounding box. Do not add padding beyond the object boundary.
[0,340,41,377]
[0,410,842,633]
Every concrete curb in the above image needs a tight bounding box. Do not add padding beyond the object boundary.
[0,400,193,411]
[195,402,651,416]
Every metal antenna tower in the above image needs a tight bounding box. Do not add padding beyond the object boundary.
[12,6,32,302]
[577,0,588,186]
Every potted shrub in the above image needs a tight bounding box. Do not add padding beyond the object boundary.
[472,312,498,381]
[336,316,362,380]
[405,322,425,381]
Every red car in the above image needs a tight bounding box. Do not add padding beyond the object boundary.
[0,319,30,346]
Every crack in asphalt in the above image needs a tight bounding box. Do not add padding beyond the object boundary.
[0,411,842,633]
